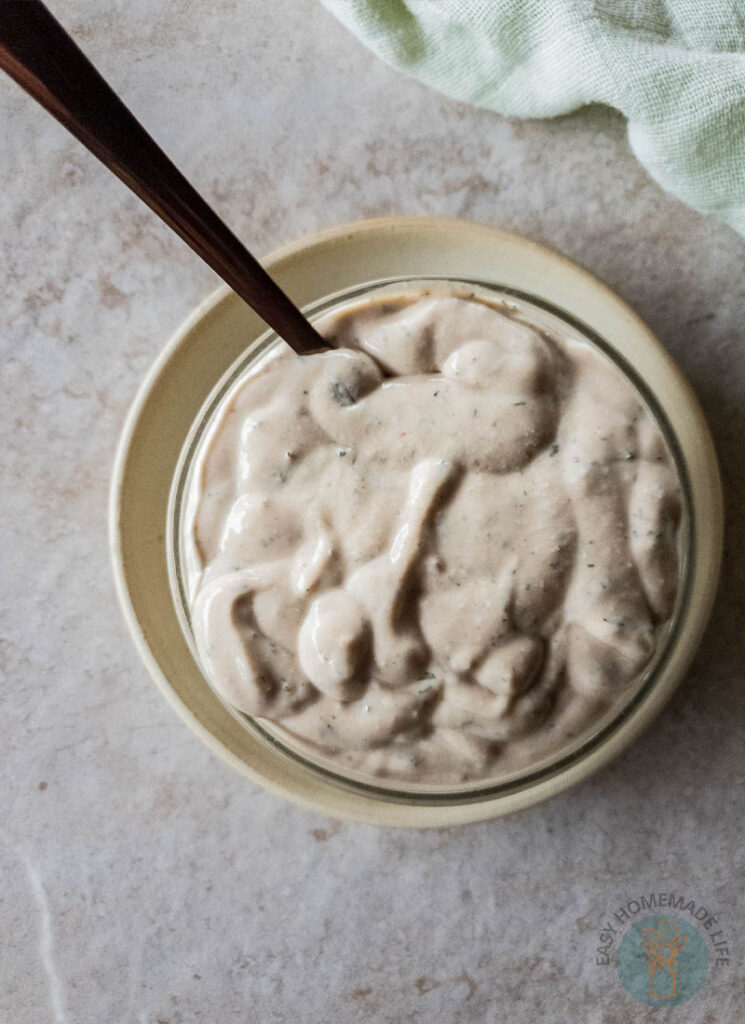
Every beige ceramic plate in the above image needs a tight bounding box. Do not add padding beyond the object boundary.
[110,217,722,827]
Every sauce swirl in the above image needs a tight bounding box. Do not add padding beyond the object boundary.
[185,291,682,782]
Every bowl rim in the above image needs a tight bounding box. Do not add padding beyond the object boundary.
[110,216,723,826]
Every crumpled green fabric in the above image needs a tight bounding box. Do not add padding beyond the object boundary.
[319,0,745,235]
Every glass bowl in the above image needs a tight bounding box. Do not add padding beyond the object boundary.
[165,275,711,808]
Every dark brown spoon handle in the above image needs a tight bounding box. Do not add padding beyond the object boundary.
[0,1,327,355]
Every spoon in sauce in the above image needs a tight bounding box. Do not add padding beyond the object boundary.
[0,1,328,355]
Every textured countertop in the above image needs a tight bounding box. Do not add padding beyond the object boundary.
[1,2,743,1022]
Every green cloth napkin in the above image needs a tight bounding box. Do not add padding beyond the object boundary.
[320,0,745,235]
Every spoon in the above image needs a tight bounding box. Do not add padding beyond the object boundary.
[0,1,328,356]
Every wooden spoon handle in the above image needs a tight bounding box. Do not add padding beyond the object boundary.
[0,1,326,355]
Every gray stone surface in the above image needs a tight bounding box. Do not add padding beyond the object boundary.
[1,1,743,1021]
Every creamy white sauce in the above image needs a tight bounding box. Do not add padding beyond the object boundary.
[185,291,682,783]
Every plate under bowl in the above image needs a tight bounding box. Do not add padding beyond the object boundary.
[110,217,722,826]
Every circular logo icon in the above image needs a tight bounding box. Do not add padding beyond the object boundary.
[616,915,708,1006]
